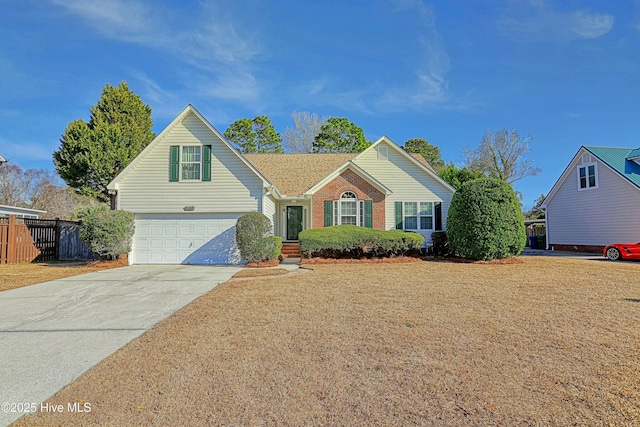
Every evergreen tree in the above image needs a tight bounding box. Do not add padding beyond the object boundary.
[313,118,370,153]
[403,138,445,170]
[224,116,283,153]
[53,82,155,202]
[438,163,486,190]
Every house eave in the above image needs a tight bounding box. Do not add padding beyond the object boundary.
[355,136,456,194]
[303,160,393,196]
[107,104,273,190]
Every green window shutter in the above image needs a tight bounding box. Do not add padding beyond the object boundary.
[395,202,403,230]
[170,146,179,182]
[364,200,373,228]
[434,202,442,231]
[202,145,212,182]
[324,200,333,227]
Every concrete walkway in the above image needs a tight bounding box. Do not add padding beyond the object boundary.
[0,265,241,426]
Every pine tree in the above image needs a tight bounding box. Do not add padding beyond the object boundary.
[224,116,283,153]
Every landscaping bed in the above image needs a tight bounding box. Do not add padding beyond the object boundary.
[13,256,640,426]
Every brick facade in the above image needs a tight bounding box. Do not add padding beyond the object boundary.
[311,169,385,230]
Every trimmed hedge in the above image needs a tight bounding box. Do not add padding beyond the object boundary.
[235,212,280,263]
[299,225,425,258]
[446,178,526,260]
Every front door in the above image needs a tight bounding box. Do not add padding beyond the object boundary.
[286,206,303,241]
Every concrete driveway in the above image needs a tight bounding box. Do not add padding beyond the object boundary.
[0,264,241,426]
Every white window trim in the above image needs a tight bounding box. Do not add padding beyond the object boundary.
[180,145,202,182]
[577,162,598,191]
[333,192,365,226]
[402,201,434,231]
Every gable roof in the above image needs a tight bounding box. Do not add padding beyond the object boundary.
[108,104,271,190]
[244,143,442,197]
[355,136,456,193]
[584,146,640,189]
[304,160,393,196]
[0,154,6,164]
[408,153,435,171]
[543,146,640,207]
[244,153,356,196]
[627,148,640,160]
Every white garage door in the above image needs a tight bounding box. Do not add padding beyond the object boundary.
[132,213,242,264]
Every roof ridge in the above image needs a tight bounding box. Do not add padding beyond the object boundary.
[584,146,640,189]
[584,145,635,150]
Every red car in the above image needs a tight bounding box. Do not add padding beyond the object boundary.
[603,242,640,261]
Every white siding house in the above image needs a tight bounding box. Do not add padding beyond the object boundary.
[542,146,640,251]
[108,105,455,264]
[353,138,454,244]
[0,204,45,219]
[108,105,271,264]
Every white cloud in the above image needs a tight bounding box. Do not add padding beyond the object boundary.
[49,0,261,105]
[376,2,451,111]
[49,0,155,40]
[497,1,614,42]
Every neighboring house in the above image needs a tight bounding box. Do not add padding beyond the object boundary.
[542,146,640,252]
[107,105,455,264]
[0,154,6,165]
[0,204,45,219]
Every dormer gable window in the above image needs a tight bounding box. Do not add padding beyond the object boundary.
[169,145,212,182]
[577,163,597,190]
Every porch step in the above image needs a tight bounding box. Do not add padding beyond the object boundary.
[281,242,302,258]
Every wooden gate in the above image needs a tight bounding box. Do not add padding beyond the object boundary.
[0,215,40,264]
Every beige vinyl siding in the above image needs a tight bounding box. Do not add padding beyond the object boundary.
[263,194,276,233]
[116,112,263,213]
[547,154,640,246]
[354,141,453,243]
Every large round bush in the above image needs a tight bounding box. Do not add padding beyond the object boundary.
[447,178,526,260]
[235,212,281,263]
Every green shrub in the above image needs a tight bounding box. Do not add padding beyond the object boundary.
[431,231,450,257]
[78,204,134,260]
[299,225,424,258]
[265,236,283,261]
[235,212,280,263]
[446,178,526,260]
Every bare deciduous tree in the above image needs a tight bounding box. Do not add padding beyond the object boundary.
[283,111,328,153]
[0,163,86,219]
[464,129,541,184]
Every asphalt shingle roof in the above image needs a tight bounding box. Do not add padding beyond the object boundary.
[584,146,640,189]
[243,152,435,197]
[243,153,357,196]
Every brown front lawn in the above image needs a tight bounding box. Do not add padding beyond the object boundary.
[0,259,128,292]
[13,257,640,426]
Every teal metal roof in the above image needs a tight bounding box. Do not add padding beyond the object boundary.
[627,148,640,159]
[584,146,640,189]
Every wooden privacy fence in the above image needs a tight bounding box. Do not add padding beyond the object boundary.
[0,215,93,264]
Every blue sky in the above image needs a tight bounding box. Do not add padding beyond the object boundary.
[1,0,639,210]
